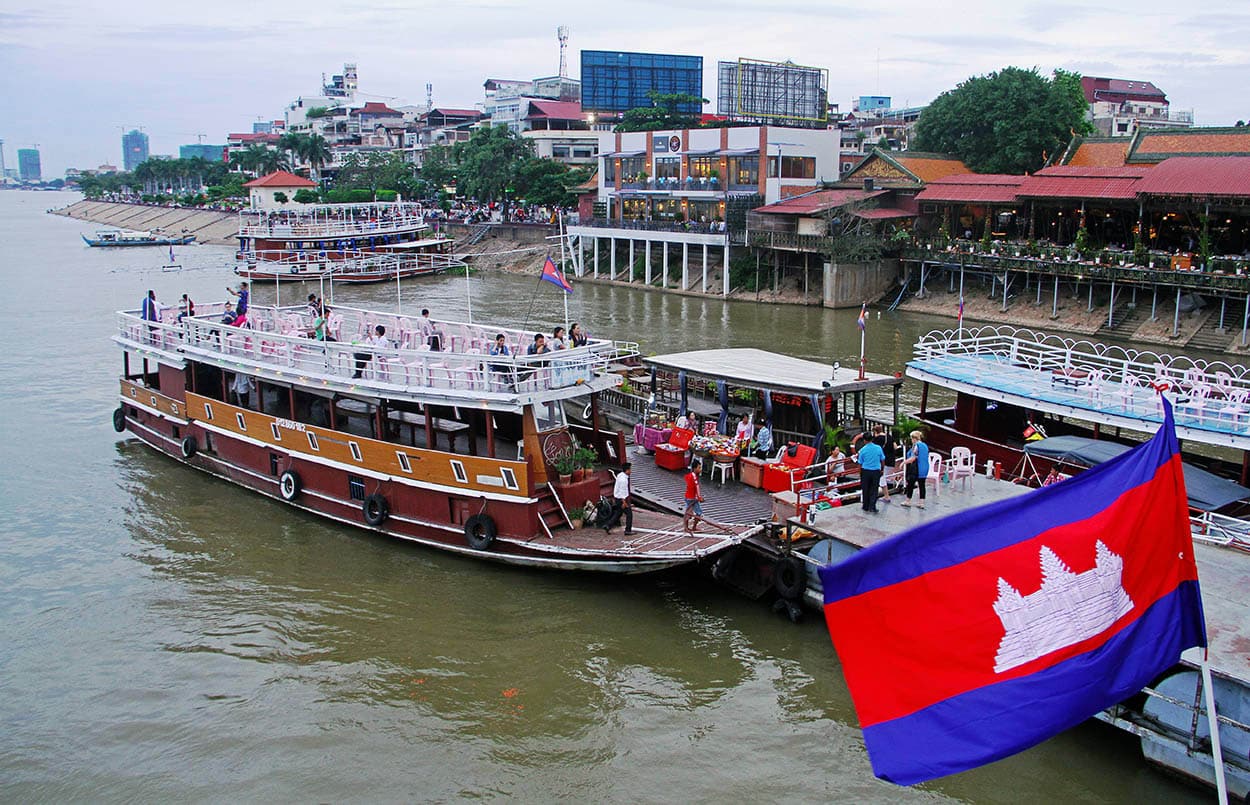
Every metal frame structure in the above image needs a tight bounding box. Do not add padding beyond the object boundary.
[716,58,828,127]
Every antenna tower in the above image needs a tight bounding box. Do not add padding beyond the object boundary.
[557,26,569,78]
[426,83,433,112]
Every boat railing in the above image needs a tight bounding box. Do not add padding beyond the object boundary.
[1190,509,1250,551]
[239,215,430,239]
[238,250,465,275]
[914,325,1250,398]
[124,305,635,397]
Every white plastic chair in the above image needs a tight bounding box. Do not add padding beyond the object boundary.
[1218,388,1250,432]
[947,446,977,491]
[711,459,735,486]
[1177,383,1213,423]
[925,453,943,497]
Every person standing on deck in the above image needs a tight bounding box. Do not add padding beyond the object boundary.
[900,430,930,508]
[418,309,443,351]
[735,413,754,451]
[853,431,885,513]
[227,282,249,317]
[140,290,159,323]
[682,459,706,534]
[604,462,633,535]
[754,420,773,459]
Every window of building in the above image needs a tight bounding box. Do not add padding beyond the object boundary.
[780,157,816,179]
[553,146,570,158]
[622,198,649,220]
[603,158,616,183]
[728,156,758,188]
[655,157,680,180]
[688,156,717,179]
[620,157,644,181]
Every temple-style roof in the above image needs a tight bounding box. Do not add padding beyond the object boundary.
[841,150,970,187]
[1133,157,1250,198]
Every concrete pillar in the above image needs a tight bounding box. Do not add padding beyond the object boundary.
[610,237,616,280]
[1108,280,1116,327]
[629,239,635,283]
[682,242,689,290]
[1173,286,1182,337]
[1001,271,1009,312]
[722,244,730,297]
[1242,292,1249,347]
[662,242,668,289]
[1151,285,1158,321]
[593,236,599,279]
[645,241,652,285]
[1051,274,1059,318]
[702,244,708,293]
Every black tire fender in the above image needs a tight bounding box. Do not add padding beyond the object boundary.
[180,435,197,459]
[362,493,388,526]
[774,555,807,601]
[279,470,301,501]
[112,407,127,433]
[464,514,497,550]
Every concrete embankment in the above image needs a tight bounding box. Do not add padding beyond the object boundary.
[52,201,239,246]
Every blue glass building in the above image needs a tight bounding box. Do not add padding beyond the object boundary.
[580,50,703,113]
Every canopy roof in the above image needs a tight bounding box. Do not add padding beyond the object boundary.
[1023,435,1250,511]
[644,348,903,395]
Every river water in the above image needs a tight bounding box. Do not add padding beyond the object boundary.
[0,191,1203,802]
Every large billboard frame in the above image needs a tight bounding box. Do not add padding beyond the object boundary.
[717,58,829,126]
[580,50,704,114]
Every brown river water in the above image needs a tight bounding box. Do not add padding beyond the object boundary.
[0,192,1205,802]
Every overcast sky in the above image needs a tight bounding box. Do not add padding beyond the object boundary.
[2,0,1246,176]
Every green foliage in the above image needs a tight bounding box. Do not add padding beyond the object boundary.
[419,145,457,193]
[323,188,374,204]
[823,424,851,454]
[728,251,760,292]
[376,189,398,202]
[229,144,287,176]
[894,414,927,441]
[272,191,289,204]
[1133,232,1149,266]
[305,106,331,119]
[451,125,534,203]
[616,91,708,132]
[573,445,599,470]
[619,377,635,395]
[912,67,1093,174]
[552,450,577,476]
[876,136,891,150]
[1198,216,1213,267]
[1073,226,1091,256]
[514,158,587,207]
[205,173,246,201]
[292,188,319,204]
[334,151,416,198]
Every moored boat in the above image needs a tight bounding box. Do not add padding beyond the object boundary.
[83,229,197,247]
[235,249,463,285]
[112,302,762,572]
[236,201,453,264]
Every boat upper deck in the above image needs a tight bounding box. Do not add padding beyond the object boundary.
[115,304,637,412]
[908,325,1250,451]
[237,250,465,278]
[238,201,431,240]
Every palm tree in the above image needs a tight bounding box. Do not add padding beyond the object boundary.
[278,132,307,173]
[303,134,331,183]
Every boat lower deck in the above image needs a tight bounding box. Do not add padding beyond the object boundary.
[627,448,775,525]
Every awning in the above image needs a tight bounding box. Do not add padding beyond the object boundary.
[601,150,644,158]
[720,148,760,156]
[643,348,903,396]
[676,148,718,156]
[1023,435,1250,511]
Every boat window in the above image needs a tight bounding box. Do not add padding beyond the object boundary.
[270,423,282,441]
[348,475,366,501]
[204,403,214,421]
[236,412,247,431]
[349,442,363,462]
[534,400,566,432]
[307,432,320,451]
[396,452,412,473]
[269,454,279,475]
[450,460,468,483]
[500,467,518,490]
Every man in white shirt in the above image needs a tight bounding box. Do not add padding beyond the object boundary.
[418,308,443,351]
[353,325,391,378]
[604,461,633,535]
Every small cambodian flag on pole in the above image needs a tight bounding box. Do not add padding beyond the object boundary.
[540,255,573,294]
[819,398,1206,786]
[957,296,964,324]
[856,303,867,331]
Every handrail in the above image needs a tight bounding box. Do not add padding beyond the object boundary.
[239,216,431,239]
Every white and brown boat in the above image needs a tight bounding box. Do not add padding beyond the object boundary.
[236,201,457,283]
[112,302,761,572]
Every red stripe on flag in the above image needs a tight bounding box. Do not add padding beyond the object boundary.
[824,454,1195,728]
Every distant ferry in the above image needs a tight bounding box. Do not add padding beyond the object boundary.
[236,201,454,264]
[83,229,197,247]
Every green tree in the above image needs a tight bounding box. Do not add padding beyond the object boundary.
[419,145,457,194]
[292,188,320,204]
[450,125,533,203]
[912,67,1093,174]
[303,134,331,182]
[333,152,416,198]
[514,158,589,207]
[616,91,708,132]
[273,191,289,204]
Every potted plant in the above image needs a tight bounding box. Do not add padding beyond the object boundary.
[574,445,599,481]
[553,451,576,485]
[570,503,588,530]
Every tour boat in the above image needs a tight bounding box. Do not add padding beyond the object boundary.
[235,249,463,285]
[236,201,454,266]
[83,229,197,247]
[906,325,1250,498]
[111,302,761,572]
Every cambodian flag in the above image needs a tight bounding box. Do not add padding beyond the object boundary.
[819,397,1205,785]
[957,296,964,324]
[856,303,867,331]
[540,255,573,294]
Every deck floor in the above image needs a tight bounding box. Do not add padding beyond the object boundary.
[628,448,775,525]
[522,508,742,556]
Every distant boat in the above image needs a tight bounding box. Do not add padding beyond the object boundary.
[162,243,182,272]
[82,229,196,247]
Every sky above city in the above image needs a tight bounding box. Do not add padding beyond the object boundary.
[2,0,1247,176]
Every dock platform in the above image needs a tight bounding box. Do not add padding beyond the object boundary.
[627,447,775,525]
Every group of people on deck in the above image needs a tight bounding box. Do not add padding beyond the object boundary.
[851,426,930,513]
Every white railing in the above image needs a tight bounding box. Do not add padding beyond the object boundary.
[238,203,432,239]
[239,216,431,239]
[118,305,639,398]
[1190,509,1250,551]
[914,325,1250,396]
[237,250,465,278]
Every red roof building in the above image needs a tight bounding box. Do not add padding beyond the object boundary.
[753,188,887,215]
[243,171,317,188]
[1133,157,1250,198]
[916,174,1025,204]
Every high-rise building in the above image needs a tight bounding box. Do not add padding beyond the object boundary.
[179,144,226,161]
[580,50,703,114]
[122,129,149,171]
[17,148,41,181]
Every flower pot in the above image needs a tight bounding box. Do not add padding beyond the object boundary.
[571,518,584,530]
[558,473,572,485]
[572,468,586,482]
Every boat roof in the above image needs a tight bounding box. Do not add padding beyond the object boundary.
[1023,435,1250,511]
[377,237,453,249]
[644,348,903,395]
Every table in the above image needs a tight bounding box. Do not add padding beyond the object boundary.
[633,423,672,454]
[387,410,474,453]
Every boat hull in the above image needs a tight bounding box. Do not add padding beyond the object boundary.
[83,234,197,247]
[234,264,445,284]
[116,396,703,575]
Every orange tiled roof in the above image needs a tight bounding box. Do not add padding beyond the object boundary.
[1134,131,1250,157]
[1067,140,1130,167]
[890,153,970,182]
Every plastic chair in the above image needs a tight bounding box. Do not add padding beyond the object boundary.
[947,446,977,491]
[1177,383,1213,423]
[925,454,943,497]
[1218,388,1250,432]
[711,459,735,486]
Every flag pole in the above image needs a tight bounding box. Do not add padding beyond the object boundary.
[557,212,570,332]
[858,303,866,381]
[1201,652,1230,805]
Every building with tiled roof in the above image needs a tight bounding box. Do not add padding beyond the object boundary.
[1080,76,1192,137]
[1056,126,1250,168]
[841,150,970,188]
[243,171,317,210]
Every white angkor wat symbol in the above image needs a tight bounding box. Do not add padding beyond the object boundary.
[992,541,1134,673]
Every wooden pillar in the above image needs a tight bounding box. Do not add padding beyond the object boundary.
[485,411,495,458]
[425,405,434,451]
[920,381,929,414]
[328,395,338,430]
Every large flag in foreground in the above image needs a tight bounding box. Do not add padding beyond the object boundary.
[540,255,573,293]
[819,398,1205,785]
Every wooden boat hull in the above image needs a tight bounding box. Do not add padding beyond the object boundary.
[115,385,721,574]
[234,264,445,284]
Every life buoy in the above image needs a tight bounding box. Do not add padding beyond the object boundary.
[180,435,197,459]
[279,470,302,501]
[363,493,388,526]
[774,556,807,600]
[112,407,127,433]
[464,514,497,550]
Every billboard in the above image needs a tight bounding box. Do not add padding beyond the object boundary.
[717,58,828,126]
[580,50,703,114]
